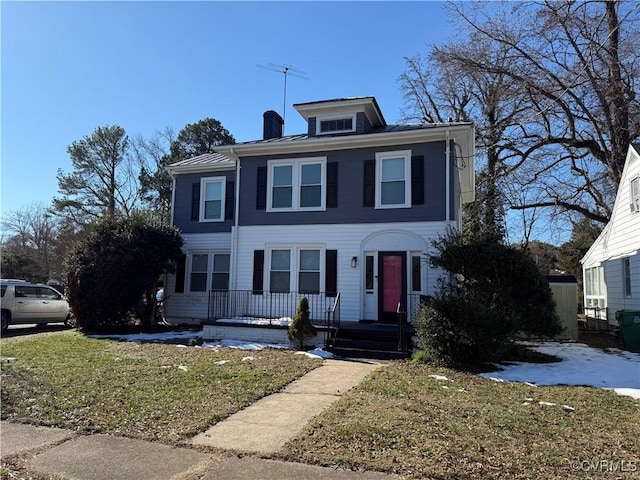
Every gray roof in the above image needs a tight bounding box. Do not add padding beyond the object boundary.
[233,122,473,147]
[168,152,234,168]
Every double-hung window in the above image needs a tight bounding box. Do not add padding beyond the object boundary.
[188,252,230,293]
[375,150,411,208]
[299,250,320,294]
[200,177,226,222]
[268,158,326,211]
[267,248,322,293]
[631,177,640,214]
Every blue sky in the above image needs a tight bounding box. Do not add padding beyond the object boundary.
[2,1,453,218]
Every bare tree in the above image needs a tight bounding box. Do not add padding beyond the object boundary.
[1,202,60,281]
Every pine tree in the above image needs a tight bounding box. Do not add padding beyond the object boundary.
[288,298,317,350]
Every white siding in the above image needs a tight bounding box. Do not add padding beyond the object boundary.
[582,145,640,325]
[233,221,452,323]
[164,232,232,324]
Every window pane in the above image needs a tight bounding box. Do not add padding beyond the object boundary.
[273,165,292,186]
[412,256,421,292]
[191,273,207,292]
[300,185,321,207]
[272,186,292,208]
[270,272,290,292]
[381,181,405,205]
[300,250,320,270]
[365,256,374,290]
[301,164,321,185]
[271,250,290,270]
[192,254,208,272]
[214,254,230,272]
[205,182,221,200]
[211,273,229,290]
[382,158,405,181]
[299,272,319,293]
[204,200,221,219]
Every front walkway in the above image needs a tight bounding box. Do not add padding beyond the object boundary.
[192,358,384,453]
[1,358,396,480]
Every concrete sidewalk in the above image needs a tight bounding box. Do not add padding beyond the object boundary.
[1,358,398,480]
[192,358,383,453]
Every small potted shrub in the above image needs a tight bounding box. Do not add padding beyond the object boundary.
[288,297,317,350]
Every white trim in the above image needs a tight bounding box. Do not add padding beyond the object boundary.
[186,250,231,294]
[375,150,412,209]
[199,176,226,222]
[266,157,327,212]
[316,113,357,135]
[630,176,640,214]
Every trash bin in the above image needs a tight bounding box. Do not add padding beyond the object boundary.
[615,310,640,351]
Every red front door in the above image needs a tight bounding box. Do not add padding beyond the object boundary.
[378,252,407,324]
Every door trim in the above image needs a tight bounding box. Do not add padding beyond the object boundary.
[377,251,407,324]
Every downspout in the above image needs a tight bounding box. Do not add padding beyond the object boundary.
[445,129,451,224]
[229,148,241,290]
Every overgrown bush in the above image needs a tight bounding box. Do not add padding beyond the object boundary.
[288,297,317,350]
[65,214,183,332]
[414,293,516,368]
[414,231,562,369]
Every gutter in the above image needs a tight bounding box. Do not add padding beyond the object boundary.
[226,148,241,290]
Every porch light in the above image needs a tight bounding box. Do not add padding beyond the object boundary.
[351,256,358,268]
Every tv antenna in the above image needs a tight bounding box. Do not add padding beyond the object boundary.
[257,63,309,133]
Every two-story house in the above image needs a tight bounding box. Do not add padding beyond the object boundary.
[581,143,640,328]
[165,97,475,350]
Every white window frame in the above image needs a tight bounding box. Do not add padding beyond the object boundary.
[375,150,412,209]
[187,251,231,293]
[267,157,326,212]
[267,246,325,293]
[199,177,226,222]
[630,177,640,214]
[584,265,606,309]
[623,257,632,297]
[316,113,356,135]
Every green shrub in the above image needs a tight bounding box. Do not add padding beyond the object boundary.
[288,297,317,350]
[65,214,183,332]
[414,294,516,368]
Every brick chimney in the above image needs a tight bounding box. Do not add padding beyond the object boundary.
[263,110,284,140]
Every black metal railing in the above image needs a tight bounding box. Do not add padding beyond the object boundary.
[208,290,339,324]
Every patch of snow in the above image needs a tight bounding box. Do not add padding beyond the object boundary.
[538,401,556,406]
[89,330,202,343]
[241,356,255,362]
[562,405,575,412]
[523,397,534,402]
[479,342,640,400]
[178,365,188,372]
[442,385,450,389]
[428,374,449,381]
[295,348,334,359]
[457,388,468,393]
[488,377,506,383]
[214,360,229,365]
[215,316,292,326]
[203,339,290,351]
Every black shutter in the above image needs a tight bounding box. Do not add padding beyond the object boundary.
[256,166,267,210]
[325,250,338,297]
[411,155,425,205]
[363,160,375,207]
[191,183,200,221]
[327,162,338,208]
[252,250,265,294]
[225,180,235,220]
[175,253,186,293]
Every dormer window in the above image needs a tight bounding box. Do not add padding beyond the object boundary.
[316,114,356,135]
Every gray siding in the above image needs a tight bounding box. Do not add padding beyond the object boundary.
[173,171,235,233]
[239,141,452,226]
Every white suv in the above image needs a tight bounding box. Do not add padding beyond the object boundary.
[1,280,72,333]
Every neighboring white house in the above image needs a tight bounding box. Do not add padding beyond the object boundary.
[581,143,640,326]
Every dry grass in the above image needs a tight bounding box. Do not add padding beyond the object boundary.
[278,361,640,479]
[1,330,321,444]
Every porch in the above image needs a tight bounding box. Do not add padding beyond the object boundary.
[204,290,424,357]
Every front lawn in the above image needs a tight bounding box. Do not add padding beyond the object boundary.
[0,331,321,444]
[278,362,640,479]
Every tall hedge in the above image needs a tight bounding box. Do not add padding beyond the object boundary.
[65,214,183,331]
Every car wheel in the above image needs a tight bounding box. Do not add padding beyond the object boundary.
[1,311,10,333]
[64,315,77,328]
